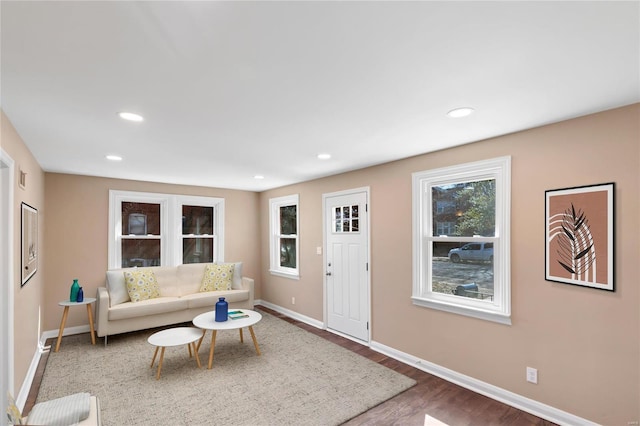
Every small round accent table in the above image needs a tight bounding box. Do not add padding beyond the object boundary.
[55,298,97,352]
[192,309,262,369]
[147,327,202,379]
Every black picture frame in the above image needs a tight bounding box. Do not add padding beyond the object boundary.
[21,202,38,286]
[545,183,614,291]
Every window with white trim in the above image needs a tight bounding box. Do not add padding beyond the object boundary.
[269,194,299,279]
[412,156,511,324]
[109,191,224,269]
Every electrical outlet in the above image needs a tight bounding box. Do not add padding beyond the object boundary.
[526,367,538,384]
[316,246,322,255]
[291,297,295,305]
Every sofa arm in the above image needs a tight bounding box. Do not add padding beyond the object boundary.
[241,277,255,308]
[95,287,110,338]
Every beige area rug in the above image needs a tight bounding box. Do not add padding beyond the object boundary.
[38,311,416,425]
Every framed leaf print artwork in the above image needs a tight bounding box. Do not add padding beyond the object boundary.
[21,202,38,286]
[545,183,614,291]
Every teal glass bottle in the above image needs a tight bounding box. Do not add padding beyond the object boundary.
[70,279,80,302]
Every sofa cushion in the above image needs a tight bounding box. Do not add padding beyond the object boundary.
[176,263,208,295]
[230,262,243,289]
[108,296,188,320]
[152,266,180,297]
[200,263,234,292]
[182,290,250,309]
[177,262,243,293]
[124,269,160,302]
[106,269,130,306]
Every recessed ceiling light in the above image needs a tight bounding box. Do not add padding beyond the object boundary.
[106,155,123,161]
[446,107,475,118]
[118,112,144,122]
[317,153,331,160]
[254,175,265,180]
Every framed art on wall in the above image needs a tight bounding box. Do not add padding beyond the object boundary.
[21,202,38,286]
[545,182,614,291]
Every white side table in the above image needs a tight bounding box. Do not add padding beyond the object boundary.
[147,327,202,379]
[55,298,97,352]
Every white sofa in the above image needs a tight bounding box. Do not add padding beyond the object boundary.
[96,262,253,344]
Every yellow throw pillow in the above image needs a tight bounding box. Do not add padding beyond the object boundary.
[124,269,160,302]
[200,263,234,292]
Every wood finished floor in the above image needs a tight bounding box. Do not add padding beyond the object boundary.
[26,306,557,425]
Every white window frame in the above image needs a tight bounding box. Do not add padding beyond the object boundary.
[412,156,511,325]
[109,190,224,269]
[173,195,225,266]
[269,194,299,279]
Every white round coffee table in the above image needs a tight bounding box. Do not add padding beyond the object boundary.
[147,327,202,379]
[192,309,262,369]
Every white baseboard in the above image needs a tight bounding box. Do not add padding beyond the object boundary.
[255,300,324,329]
[17,325,92,409]
[256,301,369,346]
[41,324,90,341]
[370,340,599,426]
[15,340,48,411]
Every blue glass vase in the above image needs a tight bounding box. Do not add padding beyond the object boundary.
[215,297,228,322]
[70,279,80,302]
[76,287,84,303]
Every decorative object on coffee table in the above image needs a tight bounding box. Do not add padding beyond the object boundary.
[215,297,228,322]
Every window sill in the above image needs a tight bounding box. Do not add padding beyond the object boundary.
[411,296,511,325]
[269,270,300,280]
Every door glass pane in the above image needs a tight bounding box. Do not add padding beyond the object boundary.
[333,204,360,233]
[280,238,296,268]
[122,202,160,235]
[280,205,297,235]
[183,237,214,264]
[431,179,496,237]
[122,239,160,267]
[182,205,213,235]
[432,241,494,300]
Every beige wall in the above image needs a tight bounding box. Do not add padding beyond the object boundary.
[259,104,640,424]
[1,111,46,395]
[4,104,638,423]
[42,175,261,332]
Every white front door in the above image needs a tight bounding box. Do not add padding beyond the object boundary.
[324,188,369,342]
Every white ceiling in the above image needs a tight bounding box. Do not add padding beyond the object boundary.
[2,1,638,192]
